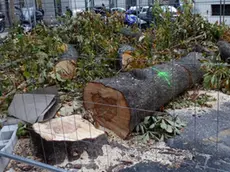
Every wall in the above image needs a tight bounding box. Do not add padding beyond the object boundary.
[42,0,56,21]
[194,0,230,25]
[71,0,85,9]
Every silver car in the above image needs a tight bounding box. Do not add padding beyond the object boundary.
[111,7,126,13]
[139,6,149,20]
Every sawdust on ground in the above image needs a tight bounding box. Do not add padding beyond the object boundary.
[166,90,230,116]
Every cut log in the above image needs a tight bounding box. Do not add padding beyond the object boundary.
[83,52,204,139]
[54,60,76,80]
[31,115,107,164]
[217,41,230,63]
[54,44,78,80]
[60,44,78,61]
[118,45,135,71]
[119,27,142,39]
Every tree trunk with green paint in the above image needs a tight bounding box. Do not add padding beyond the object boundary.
[83,52,204,139]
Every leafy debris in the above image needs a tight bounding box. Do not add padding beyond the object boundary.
[166,92,216,109]
[135,112,186,143]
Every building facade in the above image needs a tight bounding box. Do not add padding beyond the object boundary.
[194,0,230,25]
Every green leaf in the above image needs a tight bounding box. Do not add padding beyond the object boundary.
[144,116,150,124]
[143,132,150,142]
[136,125,140,132]
[149,123,156,129]
[165,119,175,126]
[159,135,164,141]
[151,116,157,121]
[36,51,48,59]
[175,128,181,135]
[160,120,167,129]
[211,75,217,87]
[166,125,173,133]
[56,73,66,82]
[140,125,145,134]
[226,79,230,87]
[23,71,30,78]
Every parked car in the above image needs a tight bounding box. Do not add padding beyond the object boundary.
[73,9,84,17]
[138,6,149,20]
[92,5,106,16]
[143,5,179,26]
[161,5,179,18]
[111,7,126,14]
[128,6,142,15]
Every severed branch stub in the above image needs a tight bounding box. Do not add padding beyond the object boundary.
[83,52,204,139]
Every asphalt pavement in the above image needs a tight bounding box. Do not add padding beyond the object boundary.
[120,101,230,172]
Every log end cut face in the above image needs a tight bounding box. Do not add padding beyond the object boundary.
[32,115,104,141]
[83,82,131,139]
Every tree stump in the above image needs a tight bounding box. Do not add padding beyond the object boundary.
[31,115,107,164]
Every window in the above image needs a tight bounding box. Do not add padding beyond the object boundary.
[142,8,147,12]
[211,4,230,16]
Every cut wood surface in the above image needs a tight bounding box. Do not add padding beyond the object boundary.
[118,44,135,70]
[33,115,104,141]
[54,44,78,79]
[54,60,76,80]
[83,52,204,139]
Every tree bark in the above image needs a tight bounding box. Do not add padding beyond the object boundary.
[217,40,230,63]
[83,52,204,139]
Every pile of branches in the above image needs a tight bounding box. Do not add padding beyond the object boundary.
[0,25,68,113]
[0,2,230,114]
[57,3,224,67]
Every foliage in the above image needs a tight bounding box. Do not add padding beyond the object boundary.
[57,12,129,57]
[135,113,186,143]
[16,122,29,138]
[76,56,116,87]
[220,28,230,43]
[166,92,216,109]
[0,24,67,95]
[152,2,174,50]
[55,12,138,81]
[202,61,230,94]
[151,1,226,52]
[56,12,152,70]
[55,2,227,71]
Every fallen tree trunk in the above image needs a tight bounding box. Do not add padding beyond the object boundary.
[83,52,204,139]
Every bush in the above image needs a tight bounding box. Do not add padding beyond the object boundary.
[151,1,226,51]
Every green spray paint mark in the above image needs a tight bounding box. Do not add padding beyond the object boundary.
[152,67,171,87]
